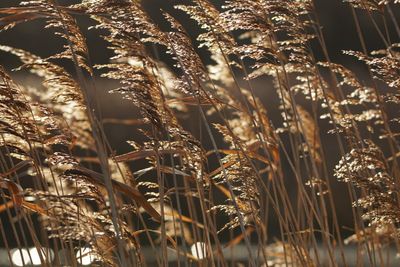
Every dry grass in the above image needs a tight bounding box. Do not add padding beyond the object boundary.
[1,0,400,266]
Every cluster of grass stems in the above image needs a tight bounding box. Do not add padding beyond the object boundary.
[1,0,400,266]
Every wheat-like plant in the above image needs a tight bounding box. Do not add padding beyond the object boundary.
[1,0,400,266]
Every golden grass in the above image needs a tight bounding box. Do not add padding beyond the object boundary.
[1,0,400,266]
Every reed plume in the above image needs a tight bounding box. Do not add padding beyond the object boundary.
[1,0,400,266]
